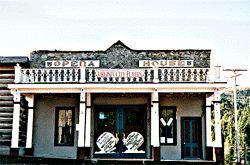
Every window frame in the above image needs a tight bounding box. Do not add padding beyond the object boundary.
[55,107,75,146]
[159,106,177,145]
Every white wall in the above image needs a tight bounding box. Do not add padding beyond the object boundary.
[33,94,79,159]
[159,95,205,160]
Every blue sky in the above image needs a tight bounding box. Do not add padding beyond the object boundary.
[0,0,249,86]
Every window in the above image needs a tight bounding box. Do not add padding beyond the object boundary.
[55,107,74,146]
[159,106,177,145]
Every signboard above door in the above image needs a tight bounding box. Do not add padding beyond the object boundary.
[139,60,193,67]
[45,60,100,68]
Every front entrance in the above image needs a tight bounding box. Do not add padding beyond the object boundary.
[94,105,146,158]
[181,117,202,159]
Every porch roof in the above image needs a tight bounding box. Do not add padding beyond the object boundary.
[8,82,227,94]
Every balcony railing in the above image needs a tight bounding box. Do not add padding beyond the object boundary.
[14,64,219,84]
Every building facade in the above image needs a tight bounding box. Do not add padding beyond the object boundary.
[6,41,226,161]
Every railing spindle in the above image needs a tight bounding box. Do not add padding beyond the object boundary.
[18,68,211,83]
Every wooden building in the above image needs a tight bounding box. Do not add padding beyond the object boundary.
[4,41,227,162]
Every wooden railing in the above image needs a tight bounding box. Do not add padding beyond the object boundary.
[14,64,217,84]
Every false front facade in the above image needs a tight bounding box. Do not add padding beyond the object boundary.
[7,41,226,161]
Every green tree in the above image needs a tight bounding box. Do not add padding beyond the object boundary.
[220,87,250,164]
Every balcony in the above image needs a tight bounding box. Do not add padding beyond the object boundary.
[14,64,219,84]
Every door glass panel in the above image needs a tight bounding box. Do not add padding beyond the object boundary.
[95,108,118,154]
[185,121,190,143]
[124,109,143,131]
[125,111,141,126]
[123,108,145,154]
[98,111,116,128]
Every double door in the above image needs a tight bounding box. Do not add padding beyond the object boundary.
[94,105,146,158]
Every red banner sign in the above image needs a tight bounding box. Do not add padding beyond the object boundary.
[96,69,144,78]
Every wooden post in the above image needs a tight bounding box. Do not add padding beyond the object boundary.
[151,88,160,161]
[206,94,212,147]
[25,94,34,156]
[214,88,222,148]
[10,89,21,155]
[78,89,86,147]
[77,91,91,159]
[206,94,213,160]
[85,93,91,147]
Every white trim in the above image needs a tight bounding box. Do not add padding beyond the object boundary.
[8,83,226,94]
[8,83,227,89]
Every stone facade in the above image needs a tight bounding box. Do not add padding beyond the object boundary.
[30,40,210,69]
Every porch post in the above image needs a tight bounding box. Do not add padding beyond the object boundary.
[25,94,34,156]
[214,88,224,163]
[205,93,213,160]
[10,89,21,156]
[151,88,160,161]
[85,93,91,148]
[78,89,86,147]
[77,89,89,159]
[214,88,222,147]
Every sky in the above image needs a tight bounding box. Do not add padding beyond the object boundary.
[0,0,249,87]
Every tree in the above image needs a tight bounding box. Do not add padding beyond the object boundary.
[220,87,250,164]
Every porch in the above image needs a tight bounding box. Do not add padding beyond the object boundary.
[0,155,219,164]
[6,64,227,162]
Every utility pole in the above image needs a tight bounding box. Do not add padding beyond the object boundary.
[223,69,247,164]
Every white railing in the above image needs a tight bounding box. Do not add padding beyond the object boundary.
[14,64,218,84]
[159,68,210,82]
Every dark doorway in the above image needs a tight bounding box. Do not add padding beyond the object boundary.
[181,117,202,159]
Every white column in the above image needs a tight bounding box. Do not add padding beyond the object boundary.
[26,94,34,148]
[206,94,213,147]
[85,93,91,147]
[214,88,222,147]
[78,89,86,147]
[151,88,160,147]
[11,89,21,148]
